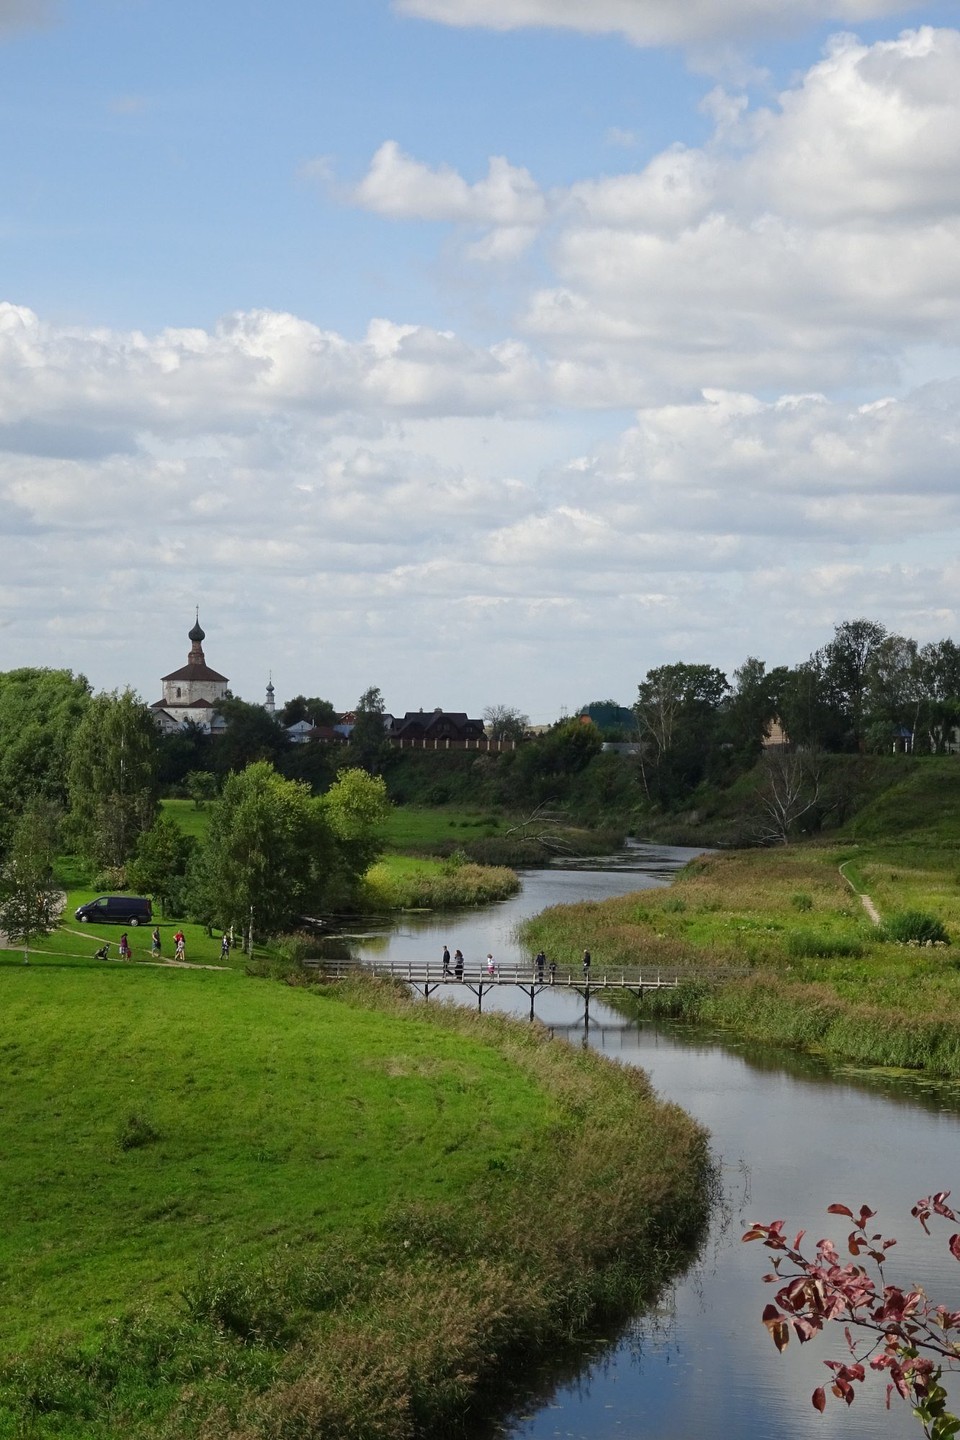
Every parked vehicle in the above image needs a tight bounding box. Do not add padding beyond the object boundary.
[75,896,152,926]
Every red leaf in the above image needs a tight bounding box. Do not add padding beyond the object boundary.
[812,1387,826,1413]
[949,1233,960,1262]
[828,1204,854,1218]
[763,1304,790,1353]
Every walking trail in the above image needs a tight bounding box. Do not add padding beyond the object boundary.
[838,859,882,926]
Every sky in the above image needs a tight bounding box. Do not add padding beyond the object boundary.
[2,0,960,721]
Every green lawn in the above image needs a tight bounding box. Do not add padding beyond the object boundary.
[382,804,506,852]
[0,965,554,1350]
[0,965,709,1439]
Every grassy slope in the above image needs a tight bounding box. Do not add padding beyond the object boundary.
[523,760,960,1076]
[0,967,709,1439]
[1,965,541,1347]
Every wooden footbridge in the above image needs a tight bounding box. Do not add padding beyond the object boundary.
[306,957,682,1020]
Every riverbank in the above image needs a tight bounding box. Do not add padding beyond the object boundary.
[522,843,960,1077]
[0,963,710,1439]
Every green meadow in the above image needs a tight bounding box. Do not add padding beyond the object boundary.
[0,962,709,1438]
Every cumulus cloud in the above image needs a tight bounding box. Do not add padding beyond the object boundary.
[393,0,912,49]
[517,27,960,390]
[2,292,960,711]
[351,141,546,228]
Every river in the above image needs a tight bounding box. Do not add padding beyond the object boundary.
[342,844,960,1440]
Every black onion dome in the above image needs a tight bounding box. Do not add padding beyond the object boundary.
[189,614,205,644]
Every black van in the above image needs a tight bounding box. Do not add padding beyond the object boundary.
[75,896,153,926]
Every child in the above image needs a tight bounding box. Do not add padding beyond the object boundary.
[174,929,186,961]
[220,933,231,960]
[118,932,131,960]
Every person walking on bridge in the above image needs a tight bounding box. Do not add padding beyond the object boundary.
[486,953,496,977]
[454,950,464,980]
[442,945,451,976]
[535,950,545,981]
[582,948,591,978]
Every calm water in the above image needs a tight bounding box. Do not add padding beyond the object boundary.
[344,845,960,1440]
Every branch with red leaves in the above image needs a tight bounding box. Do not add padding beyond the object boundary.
[743,1194,960,1440]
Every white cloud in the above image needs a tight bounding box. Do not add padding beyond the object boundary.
[2,294,960,712]
[393,0,912,49]
[351,141,546,227]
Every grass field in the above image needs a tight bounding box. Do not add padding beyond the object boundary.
[522,838,960,1075]
[0,965,709,1439]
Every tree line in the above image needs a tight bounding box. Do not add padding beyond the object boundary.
[0,672,389,953]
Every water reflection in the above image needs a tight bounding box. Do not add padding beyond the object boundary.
[338,845,960,1440]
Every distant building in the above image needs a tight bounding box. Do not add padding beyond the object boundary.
[151,614,228,735]
[388,709,485,744]
[264,677,275,716]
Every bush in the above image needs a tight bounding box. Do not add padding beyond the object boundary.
[92,866,127,891]
[785,930,864,959]
[882,910,951,946]
[116,1111,161,1152]
[791,892,813,912]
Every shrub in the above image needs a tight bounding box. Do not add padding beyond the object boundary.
[790,892,813,912]
[882,910,950,946]
[785,930,864,960]
[117,1111,161,1152]
[92,866,127,891]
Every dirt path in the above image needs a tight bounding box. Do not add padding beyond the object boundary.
[838,860,882,926]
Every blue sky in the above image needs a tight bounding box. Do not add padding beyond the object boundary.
[3,0,960,718]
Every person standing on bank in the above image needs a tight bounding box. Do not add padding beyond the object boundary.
[118,932,131,961]
[582,948,591,977]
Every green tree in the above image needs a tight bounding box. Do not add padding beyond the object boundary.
[190,761,334,952]
[0,668,91,854]
[819,618,887,749]
[212,698,289,775]
[322,768,390,879]
[67,690,159,870]
[0,799,62,963]
[634,663,729,804]
[349,686,390,774]
[482,704,529,742]
[279,695,338,727]
[185,770,218,809]
[127,813,194,916]
[724,657,777,761]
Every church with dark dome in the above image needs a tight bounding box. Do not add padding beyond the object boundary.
[151,614,230,735]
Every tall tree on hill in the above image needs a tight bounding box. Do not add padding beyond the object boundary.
[67,689,159,871]
[819,618,887,750]
[0,668,91,855]
[350,686,390,774]
[634,663,729,803]
[483,704,529,742]
[724,658,778,761]
[0,799,62,963]
[279,695,338,727]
